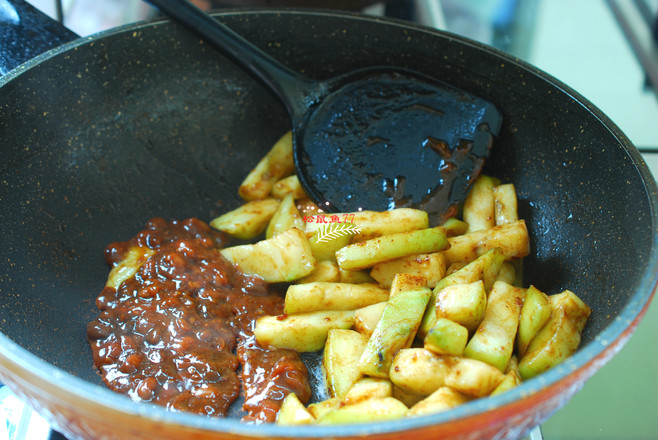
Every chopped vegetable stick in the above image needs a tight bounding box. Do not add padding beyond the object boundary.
[418,248,505,338]
[434,281,488,334]
[424,318,469,356]
[271,175,307,200]
[392,385,426,408]
[254,310,355,352]
[353,302,387,337]
[490,370,522,396]
[442,220,530,265]
[343,377,393,406]
[211,199,280,240]
[493,183,519,225]
[307,398,341,420]
[276,393,315,425]
[297,260,341,284]
[370,252,446,289]
[463,175,498,233]
[518,290,591,379]
[338,268,376,284]
[358,287,431,378]
[464,281,526,371]
[304,208,429,242]
[307,224,353,262]
[284,282,389,314]
[323,330,369,399]
[106,246,154,290]
[408,387,470,417]
[444,357,505,397]
[265,193,305,238]
[238,131,294,201]
[220,227,316,282]
[336,227,449,271]
[316,397,408,424]
[389,273,427,298]
[441,218,469,237]
[496,261,517,284]
[389,348,452,395]
[517,285,552,357]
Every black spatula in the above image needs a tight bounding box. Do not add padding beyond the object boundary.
[148,0,502,223]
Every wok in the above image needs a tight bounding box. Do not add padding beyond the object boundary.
[0,1,656,439]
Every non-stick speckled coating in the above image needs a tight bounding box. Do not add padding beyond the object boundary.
[0,9,656,440]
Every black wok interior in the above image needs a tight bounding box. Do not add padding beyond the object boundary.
[0,10,654,403]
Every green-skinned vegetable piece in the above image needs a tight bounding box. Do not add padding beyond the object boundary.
[418,247,505,338]
[358,287,431,378]
[463,281,525,371]
[266,193,305,238]
[336,227,449,271]
[517,285,551,357]
[518,290,591,380]
[424,318,469,356]
[220,227,316,282]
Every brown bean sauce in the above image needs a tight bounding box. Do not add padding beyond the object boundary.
[87,218,311,422]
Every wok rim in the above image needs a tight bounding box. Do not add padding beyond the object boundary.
[0,8,657,438]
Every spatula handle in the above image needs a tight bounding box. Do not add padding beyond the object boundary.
[147,0,315,118]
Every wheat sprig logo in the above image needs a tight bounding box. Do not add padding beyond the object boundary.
[315,222,362,243]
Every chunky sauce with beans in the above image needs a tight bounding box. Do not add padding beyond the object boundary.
[86,218,310,422]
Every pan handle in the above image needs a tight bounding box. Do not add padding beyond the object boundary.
[0,0,78,76]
